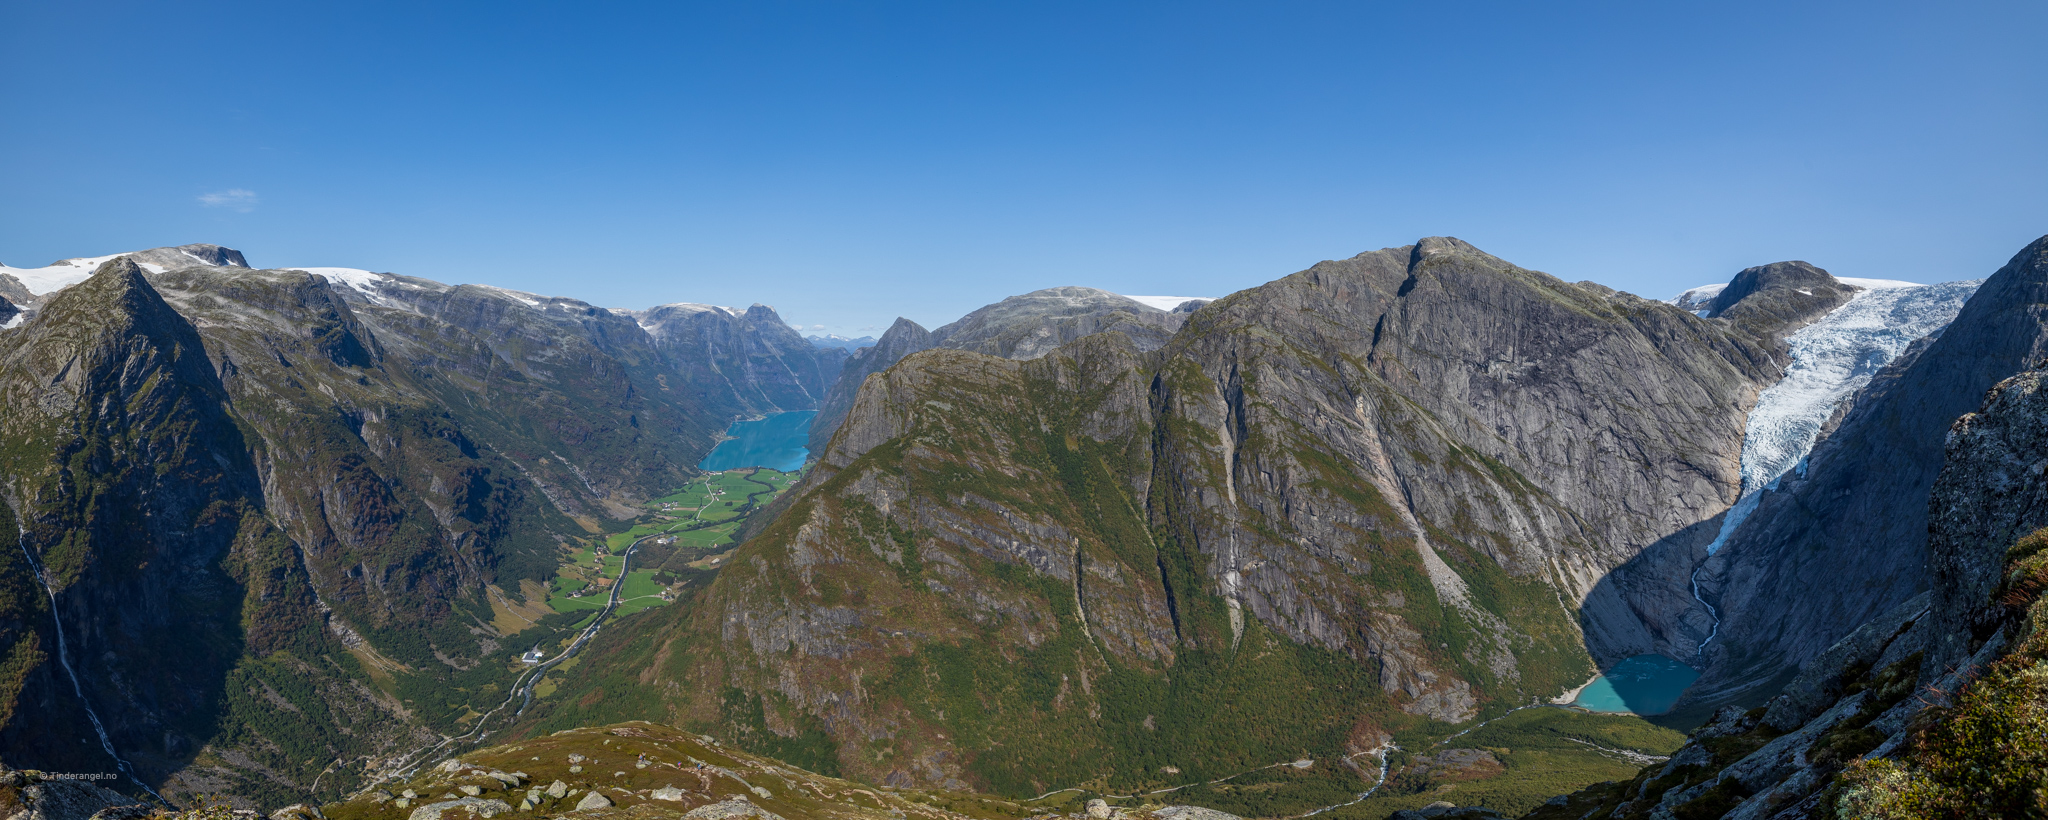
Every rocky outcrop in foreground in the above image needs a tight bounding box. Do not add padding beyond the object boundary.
[0,766,152,820]
[317,723,1236,820]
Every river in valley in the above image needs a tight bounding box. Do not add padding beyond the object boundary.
[699,410,817,472]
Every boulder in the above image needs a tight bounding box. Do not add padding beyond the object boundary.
[269,804,324,820]
[406,798,513,820]
[546,782,569,799]
[573,792,613,812]
[1086,799,1112,820]
[651,788,687,802]
[1151,808,1243,820]
[680,797,783,820]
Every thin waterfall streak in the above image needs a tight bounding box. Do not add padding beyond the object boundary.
[19,533,165,803]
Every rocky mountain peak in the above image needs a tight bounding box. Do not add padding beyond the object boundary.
[1407,235,1490,266]
[1702,260,1858,336]
[126,243,250,270]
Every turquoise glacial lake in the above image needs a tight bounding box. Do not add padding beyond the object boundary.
[1574,654,1700,715]
[698,411,817,472]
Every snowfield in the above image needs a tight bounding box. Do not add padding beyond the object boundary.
[1122,294,1215,311]
[1,255,165,295]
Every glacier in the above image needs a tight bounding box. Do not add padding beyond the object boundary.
[1702,278,1982,556]
[1688,277,1981,655]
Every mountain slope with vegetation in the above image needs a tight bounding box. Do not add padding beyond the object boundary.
[0,249,841,807]
[522,238,1845,799]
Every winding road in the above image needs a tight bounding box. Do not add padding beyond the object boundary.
[360,532,654,790]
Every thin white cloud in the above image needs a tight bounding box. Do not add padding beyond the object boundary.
[198,188,259,212]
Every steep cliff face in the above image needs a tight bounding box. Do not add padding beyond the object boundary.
[805,318,934,457]
[534,238,1825,795]
[633,302,845,421]
[0,260,342,793]
[313,273,720,520]
[1689,235,2048,707]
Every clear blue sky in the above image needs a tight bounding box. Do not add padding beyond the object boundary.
[4,1,2044,336]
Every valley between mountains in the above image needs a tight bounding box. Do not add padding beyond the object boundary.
[5,234,2048,820]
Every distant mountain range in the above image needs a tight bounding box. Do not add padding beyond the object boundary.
[805,334,877,350]
[5,235,2047,820]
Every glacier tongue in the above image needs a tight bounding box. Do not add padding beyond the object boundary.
[1704,279,1981,556]
[1690,278,1980,656]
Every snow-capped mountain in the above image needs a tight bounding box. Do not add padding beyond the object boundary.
[0,244,248,298]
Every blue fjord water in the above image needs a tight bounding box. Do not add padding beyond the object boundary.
[698,411,817,472]
[1573,654,1700,715]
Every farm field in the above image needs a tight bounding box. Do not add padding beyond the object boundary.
[547,467,804,615]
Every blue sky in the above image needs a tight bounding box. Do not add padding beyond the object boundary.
[3,2,2044,336]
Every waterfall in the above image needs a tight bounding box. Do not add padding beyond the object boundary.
[18,531,165,803]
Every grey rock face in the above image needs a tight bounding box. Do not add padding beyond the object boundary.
[1695,234,2048,705]
[805,317,935,456]
[0,273,34,307]
[123,244,251,271]
[1758,591,1929,731]
[0,767,149,820]
[679,797,782,820]
[634,302,844,417]
[268,804,323,820]
[572,791,612,811]
[1922,362,2048,671]
[931,286,1185,360]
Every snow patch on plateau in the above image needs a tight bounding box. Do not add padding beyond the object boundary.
[477,285,544,307]
[293,267,397,306]
[654,302,737,316]
[1705,278,1982,557]
[1836,277,1923,290]
[0,255,163,295]
[1669,283,1727,310]
[1122,294,1215,311]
